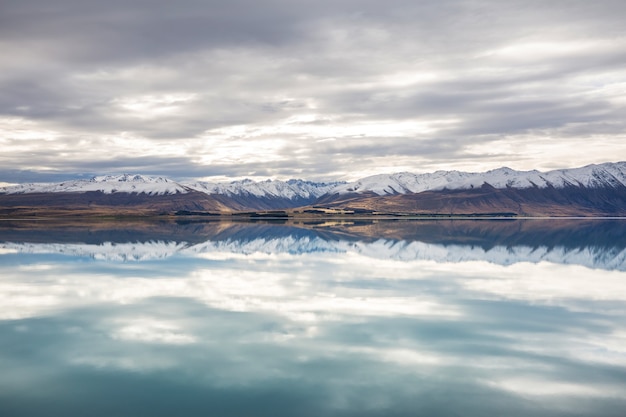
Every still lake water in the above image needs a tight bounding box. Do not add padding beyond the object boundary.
[1,218,625,416]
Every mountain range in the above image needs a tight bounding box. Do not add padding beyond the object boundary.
[1,162,626,216]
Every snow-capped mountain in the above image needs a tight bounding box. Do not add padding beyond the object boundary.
[0,174,189,196]
[0,174,341,203]
[183,178,345,210]
[186,179,342,201]
[1,162,625,216]
[330,162,626,196]
[0,174,345,212]
[2,162,625,198]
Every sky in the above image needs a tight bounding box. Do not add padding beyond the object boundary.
[1,0,626,183]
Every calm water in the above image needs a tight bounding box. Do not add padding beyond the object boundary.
[1,219,625,416]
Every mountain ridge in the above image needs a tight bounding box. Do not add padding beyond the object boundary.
[328,161,626,196]
[1,162,626,216]
[2,161,626,198]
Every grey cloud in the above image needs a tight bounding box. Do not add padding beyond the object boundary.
[1,0,625,178]
[0,156,225,183]
[0,170,97,184]
[2,225,626,416]
[318,67,624,139]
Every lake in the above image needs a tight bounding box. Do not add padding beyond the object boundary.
[1,218,625,416]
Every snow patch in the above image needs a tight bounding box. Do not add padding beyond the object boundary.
[0,174,189,196]
[330,162,626,195]
[1,162,625,198]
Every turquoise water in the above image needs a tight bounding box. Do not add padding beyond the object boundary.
[1,219,625,416]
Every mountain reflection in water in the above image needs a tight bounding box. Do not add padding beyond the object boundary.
[0,219,625,417]
[2,218,626,269]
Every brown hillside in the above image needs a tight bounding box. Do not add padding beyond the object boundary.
[317,185,626,217]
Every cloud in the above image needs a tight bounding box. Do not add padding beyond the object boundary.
[1,221,626,415]
[1,0,625,181]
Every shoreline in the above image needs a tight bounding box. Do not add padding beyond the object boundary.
[2,214,626,222]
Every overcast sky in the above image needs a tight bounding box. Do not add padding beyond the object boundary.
[1,0,625,183]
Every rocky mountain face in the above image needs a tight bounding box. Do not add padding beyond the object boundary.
[185,179,343,210]
[2,174,188,195]
[0,174,342,213]
[0,174,207,217]
[328,162,626,195]
[1,162,625,216]
[317,162,626,216]
[317,184,626,216]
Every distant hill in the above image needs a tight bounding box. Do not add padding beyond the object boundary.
[1,162,626,217]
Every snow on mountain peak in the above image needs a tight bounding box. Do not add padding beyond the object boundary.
[0,174,188,195]
[93,174,163,183]
[185,178,343,200]
[1,162,624,199]
[0,174,343,200]
[329,162,626,196]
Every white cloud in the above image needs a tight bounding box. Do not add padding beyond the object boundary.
[112,318,197,345]
[1,225,626,413]
[0,0,625,180]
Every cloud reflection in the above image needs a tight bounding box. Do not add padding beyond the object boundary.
[0,220,625,416]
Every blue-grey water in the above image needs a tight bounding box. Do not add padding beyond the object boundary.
[1,218,625,416]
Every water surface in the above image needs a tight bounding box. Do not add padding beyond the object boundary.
[1,219,625,416]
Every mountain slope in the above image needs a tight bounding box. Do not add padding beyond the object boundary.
[316,184,626,216]
[0,175,342,211]
[329,162,626,196]
[0,190,247,217]
[186,179,343,209]
[1,174,190,196]
[1,162,625,216]
[314,162,626,216]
